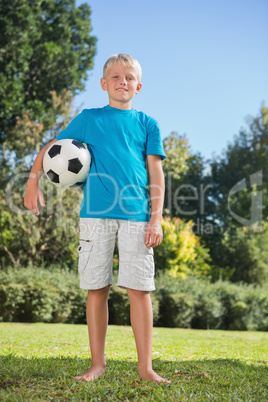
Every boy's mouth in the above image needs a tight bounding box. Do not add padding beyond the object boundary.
[116,88,128,92]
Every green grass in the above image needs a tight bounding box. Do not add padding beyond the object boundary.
[0,323,268,401]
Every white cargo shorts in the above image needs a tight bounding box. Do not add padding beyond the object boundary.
[78,218,155,291]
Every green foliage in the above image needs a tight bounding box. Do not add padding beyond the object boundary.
[0,90,84,268]
[207,105,268,278]
[0,0,96,150]
[210,106,268,229]
[155,273,268,330]
[191,291,224,330]
[108,286,130,326]
[1,267,268,331]
[211,280,268,331]
[157,287,194,328]
[162,132,191,180]
[162,132,191,217]
[162,131,213,230]
[1,176,82,268]
[0,266,87,324]
[221,219,268,284]
[162,106,268,287]
[0,0,96,268]
[154,216,211,279]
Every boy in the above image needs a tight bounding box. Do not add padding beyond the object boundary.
[24,54,170,384]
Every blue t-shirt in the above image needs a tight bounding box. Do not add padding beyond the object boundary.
[56,105,166,221]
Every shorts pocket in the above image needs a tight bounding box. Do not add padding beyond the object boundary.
[78,240,94,274]
[143,247,154,278]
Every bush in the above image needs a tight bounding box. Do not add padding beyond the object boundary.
[245,289,268,331]
[154,273,268,330]
[191,289,224,330]
[0,266,87,324]
[157,288,194,328]
[154,217,211,279]
[221,221,268,284]
[1,267,268,330]
[155,273,222,329]
[108,286,130,326]
[213,281,268,331]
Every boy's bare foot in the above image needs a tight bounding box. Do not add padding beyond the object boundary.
[75,364,106,382]
[138,367,171,384]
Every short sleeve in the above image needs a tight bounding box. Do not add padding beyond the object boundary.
[56,110,86,142]
[146,117,166,160]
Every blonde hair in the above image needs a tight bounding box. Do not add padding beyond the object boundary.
[103,54,142,83]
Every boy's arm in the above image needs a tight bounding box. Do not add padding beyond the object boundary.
[145,154,165,247]
[24,138,58,215]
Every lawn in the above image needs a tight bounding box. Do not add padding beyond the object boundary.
[0,323,267,401]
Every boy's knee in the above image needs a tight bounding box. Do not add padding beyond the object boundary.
[127,288,150,298]
[88,285,111,297]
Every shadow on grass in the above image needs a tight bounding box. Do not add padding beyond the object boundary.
[1,355,268,401]
[1,354,268,386]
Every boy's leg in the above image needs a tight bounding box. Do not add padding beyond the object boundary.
[127,288,170,384]
[75,285,110,382]
[76,218,117,381]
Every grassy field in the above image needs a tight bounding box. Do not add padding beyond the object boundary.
[0,323,267,401]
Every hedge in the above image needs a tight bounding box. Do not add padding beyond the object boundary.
[0,267,268,330]
[0,266,86,324]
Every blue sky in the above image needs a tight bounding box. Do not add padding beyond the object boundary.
[75,0,268,160]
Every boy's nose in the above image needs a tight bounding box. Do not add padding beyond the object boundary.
[120,78,127,85]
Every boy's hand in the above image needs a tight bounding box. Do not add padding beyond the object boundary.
[145,219,163,248]
[24,179,45,216]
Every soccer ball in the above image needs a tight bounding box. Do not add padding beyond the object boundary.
[43,139,91,188]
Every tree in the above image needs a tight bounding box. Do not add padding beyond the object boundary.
[1,92,82,268]
[162,132,191,216]
[163,132,213,238]
[0,0,96,267]
[162,132,191,179]
[210,105,268,231]
[221,220,268,284]
[208,105,268,281]
[0,0,96,155]
[154,216,211,279]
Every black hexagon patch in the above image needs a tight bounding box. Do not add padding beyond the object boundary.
[48,144,61,158]
[68,158,83,174]
[47,169,60,183]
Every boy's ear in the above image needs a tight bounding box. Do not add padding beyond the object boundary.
[135,83,142,94]
[100,77,107,91]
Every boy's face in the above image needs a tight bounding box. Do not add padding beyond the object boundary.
[101,63,142,109]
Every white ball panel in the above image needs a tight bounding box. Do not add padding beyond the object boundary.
[62,141,80,159]
[49,154,68,174]
[59,171,78,188]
